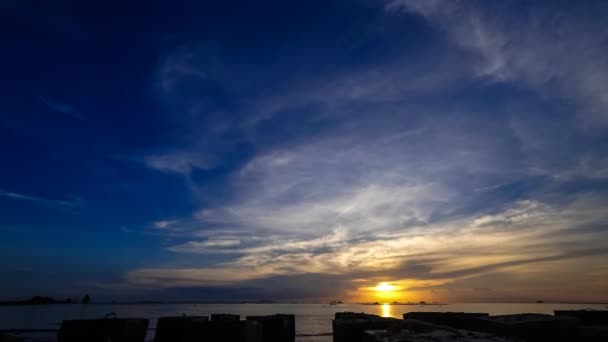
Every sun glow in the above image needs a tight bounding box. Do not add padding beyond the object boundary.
[353,281,415,303]
[374,282,397,292]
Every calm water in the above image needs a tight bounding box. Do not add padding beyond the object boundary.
[1,303,606,341]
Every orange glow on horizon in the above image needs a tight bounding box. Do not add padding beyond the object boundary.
[348,279,446,303]
[368,282,402,303]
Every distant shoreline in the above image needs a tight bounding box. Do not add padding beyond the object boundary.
[1,301,606,307]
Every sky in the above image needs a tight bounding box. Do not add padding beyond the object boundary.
[1,0,608,303]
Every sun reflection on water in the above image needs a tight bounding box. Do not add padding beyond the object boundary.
[381,303,392,317]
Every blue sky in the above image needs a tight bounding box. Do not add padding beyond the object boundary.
[1,0,608,302]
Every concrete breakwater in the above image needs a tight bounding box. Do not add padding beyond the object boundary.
[0,313,295,342]
[334,310,608,342]
[1,309,606,341]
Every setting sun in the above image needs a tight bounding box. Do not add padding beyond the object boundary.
[365,282,406,303]
[374,282,397,292]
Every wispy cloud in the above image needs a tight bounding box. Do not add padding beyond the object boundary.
[131,116,608,297]
[153,220,180,229]
[0,189,83,207]
[125,0,608,302]
[130,193,608,301]
[386,0,608,124]
[4,0,607,302]
[36,95,85,120]
[145,152,215,174]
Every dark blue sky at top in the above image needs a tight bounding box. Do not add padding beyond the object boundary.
[1,0,608,302]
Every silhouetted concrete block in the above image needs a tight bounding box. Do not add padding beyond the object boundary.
[335,312,384,320]
[554,309,608,325]
[403,312,490,330]
[155,315,260,342]
[273,314,295,340]
[0,333,24,342]
[211,313,240,321]
[333,312,401,342]
[473,314,578,341]
[57,318,149,342]
[362,327,517,342]
[245,316,266,342]
[578,325,608,342]
[195,319,258,342]
[154,316,209,342]
[553,310,608,341]
[246,314,295,342]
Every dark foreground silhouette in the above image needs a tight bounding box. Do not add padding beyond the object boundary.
[0,309,607,341]
[334,310,608,342]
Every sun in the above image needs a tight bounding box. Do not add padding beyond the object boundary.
[359,281,404,303]
[374,282,397,292]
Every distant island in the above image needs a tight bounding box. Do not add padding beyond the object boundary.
[0,295,91,306]
[0,297,300,306]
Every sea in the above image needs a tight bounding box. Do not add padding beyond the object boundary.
[1,302,606,341]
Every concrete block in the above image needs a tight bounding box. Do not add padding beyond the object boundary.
[195,319,258,342]
[211,313,240,321]
[333,312,401,342]
[554,309,608,325]
[554,311,608,342]
[0,334,24,342]
[154,316,209,342]
[57,318,149,342]
[473,314,578,341]
[273,314,295,340]
[246,314,295,342]
[578,325,608,342]
[362,328,517,342]
[335,312,385,320]
[403,312,490,330]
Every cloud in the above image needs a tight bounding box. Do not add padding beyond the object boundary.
[168,237,241,254]
[145,152,215,174]
[128,191,608,301]
[141,30,473,176]
[36,95,84,120]
[386,0,608,124]
[127,267,271,287]
[0,189,82,207]
[124,1,608,302]
[468,200,553,230]
[153,220,180,229]
[2,0,606,303]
